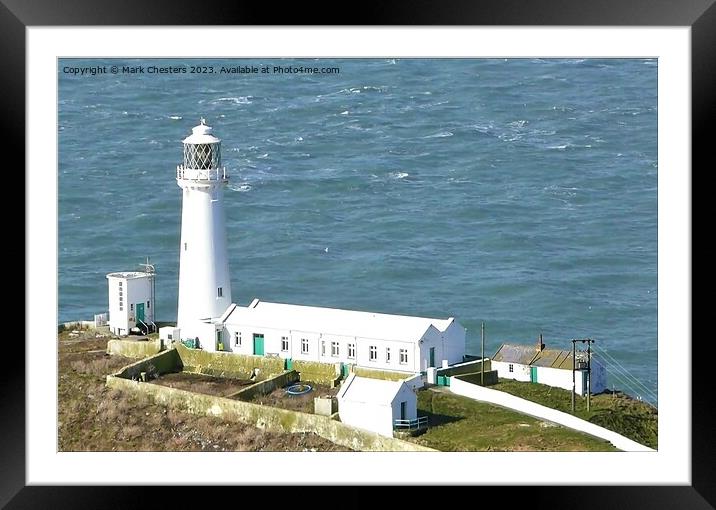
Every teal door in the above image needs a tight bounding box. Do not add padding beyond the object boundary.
[400,401,407,420]
[429,347,435,368]
[530,366,538,383]
[136,303,145,322]
[253,334,264,355]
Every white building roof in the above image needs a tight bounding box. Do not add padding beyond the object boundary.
[336,374,407,406]
[223,299,454,343]
[106,271,152,280]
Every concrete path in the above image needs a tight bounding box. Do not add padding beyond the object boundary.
[446,378,655,452]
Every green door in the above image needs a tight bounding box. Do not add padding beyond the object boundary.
[253,334,264,355]
[530,366,538,383]
[341,363,350,378]
[136,303,145,322]
[429,347,435,368]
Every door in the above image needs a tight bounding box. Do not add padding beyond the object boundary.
[253,334,264,355]
[400,401,407,420]
[136,302,145,322]
[530,366,538,383]
[429,347,435,368]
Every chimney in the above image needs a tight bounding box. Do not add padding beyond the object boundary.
[537,333,545,352]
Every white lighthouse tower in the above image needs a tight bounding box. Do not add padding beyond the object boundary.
[176,119,232,344]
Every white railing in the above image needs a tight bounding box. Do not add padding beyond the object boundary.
[176,165,227,182]
[394,416,428,431]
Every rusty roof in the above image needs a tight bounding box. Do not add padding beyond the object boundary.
[492,343,540,365]
[532,349,584,370]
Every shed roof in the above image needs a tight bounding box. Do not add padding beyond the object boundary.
[336,374,408,406]
[223,299,455,343]
[532,349,581,370]
[492,343,540,365]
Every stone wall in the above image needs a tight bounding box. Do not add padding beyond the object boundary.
[292,359,341,385]
[110,349,182,380]
[436,359,491,377]
[230,370,300,401]
[176,343,285,380]
[106,375,434,452]
[454,370,499,386]
[107,338,163,359]
[353,366,412,381]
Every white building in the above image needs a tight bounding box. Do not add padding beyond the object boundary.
[492,339,607,396]
[106,270,155,336]
[213,299,465,374]
[176,119,232,342]
[337,374,418,437]
[171,119,466,374]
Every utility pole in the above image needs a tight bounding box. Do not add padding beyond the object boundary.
[571,339,576,413]
[481,321,485,386]
[586,339,594,412]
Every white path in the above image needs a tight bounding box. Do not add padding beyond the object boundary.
[448,377,655,452]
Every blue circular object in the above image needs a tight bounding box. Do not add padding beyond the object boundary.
[286,383,312,395]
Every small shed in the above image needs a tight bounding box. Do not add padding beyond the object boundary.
[336,374,417,437]
[106,271,155,336]
[491,343,540,382]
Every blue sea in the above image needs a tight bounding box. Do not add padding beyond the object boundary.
[58,58,658,404]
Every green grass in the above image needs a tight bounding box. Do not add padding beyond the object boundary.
[411,389,617,452]
[490,379,658,449]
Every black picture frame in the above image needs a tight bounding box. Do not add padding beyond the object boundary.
[8,1,706,508]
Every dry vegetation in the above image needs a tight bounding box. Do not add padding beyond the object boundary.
[150,372,254,397]
[246,383,340,413]
[58,329,351,452]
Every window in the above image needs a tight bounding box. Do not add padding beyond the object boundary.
[386,348,391,363]
[119,291,123,297]
[281,336,289,352]
[184,242,187,251]
[347,343,355,359]
[301,338,309,354]
[331,341,339,357]
[369,345,377,361]
[167,334,172,340]
[147,301,150,308]
[235,332,241,346]
[217,287,223,298]
[399,349,408,364]
[321,341,326,356]
[130,303,134,311]
[509,364,514,373]
[118,281,122,287]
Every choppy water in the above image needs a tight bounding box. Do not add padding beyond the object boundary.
[58,58,657,403]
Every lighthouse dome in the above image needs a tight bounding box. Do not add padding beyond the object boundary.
[182,118,221,145]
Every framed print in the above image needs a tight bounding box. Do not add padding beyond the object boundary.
[10,0,709,508]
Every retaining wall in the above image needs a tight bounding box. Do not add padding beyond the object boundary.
[437,359,491,377]
[106,375,434,452]
[107,338,163,359]
[176,343,285,380]
[353,366,413,381]
[231,370,300,401]
[292,359,340,385]
[111,349,182,380]
[449,377,654,452]
[454,370,498,386]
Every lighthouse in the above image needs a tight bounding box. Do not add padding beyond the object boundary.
[176,119,232,344]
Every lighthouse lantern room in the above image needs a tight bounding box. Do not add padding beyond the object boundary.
[176,119,233,343]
